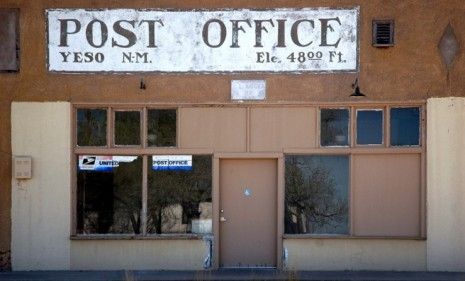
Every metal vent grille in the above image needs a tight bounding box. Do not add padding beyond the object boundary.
[373,20,394,47]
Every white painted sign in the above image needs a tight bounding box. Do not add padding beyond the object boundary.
[232,80,266,100]
[46,8,358,73]
[152,155,192,171]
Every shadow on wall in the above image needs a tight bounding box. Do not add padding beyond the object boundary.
[0,251,11,271]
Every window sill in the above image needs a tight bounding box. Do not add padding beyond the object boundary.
[282,234,426,240]
[70,234,211,240]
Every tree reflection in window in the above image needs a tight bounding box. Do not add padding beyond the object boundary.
[147,109,176,147]
[320,109,349,146]
[147,155,212,234]
[77,109,107,147]
[114,111,141,146]
[77,156,142,234]
[285,155,349,234]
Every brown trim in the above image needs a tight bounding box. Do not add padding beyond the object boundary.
[284,148,422,154]
[106,107,112,148]
[70,106,77,236]
[283,234,425,240]
[246,107,251,153]
[214,152,283,159]
[141,155,148,235]
[176,107,181,149]
[313,107,318,148]
[349,152,355,235]
[385,105,391,147]
[212,157,220,269]
[276,157,285,269]
[350,105,356,148]
[420,105,427,238]
[70,234,206,240]
[72,101,426,107]
[142,108,147,149]
[74,148,213,155]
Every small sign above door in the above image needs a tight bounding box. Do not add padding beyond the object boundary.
[231,80,266,100]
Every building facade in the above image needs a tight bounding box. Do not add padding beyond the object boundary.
[1,0,465,271]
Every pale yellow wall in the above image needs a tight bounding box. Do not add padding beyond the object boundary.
[426,97,465,271]
[71,240,209,270]
[11,102,71,270]
[283,239,426,271]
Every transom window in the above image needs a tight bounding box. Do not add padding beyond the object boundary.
[320,106,421,147]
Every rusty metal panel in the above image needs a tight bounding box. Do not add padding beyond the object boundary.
[0,9,19,71]
[46,8,359,73]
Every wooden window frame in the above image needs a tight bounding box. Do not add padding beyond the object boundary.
[288,102,426,239]
[72,105,213,239]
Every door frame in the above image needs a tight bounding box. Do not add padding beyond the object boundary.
[212,153,284,269]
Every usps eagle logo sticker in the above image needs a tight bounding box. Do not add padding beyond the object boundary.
[78,155,137,171]
[79,156,97,170]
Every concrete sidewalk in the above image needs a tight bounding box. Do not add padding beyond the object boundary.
[1,270,465,281]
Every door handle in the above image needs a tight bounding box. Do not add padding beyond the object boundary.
[220,216,227,222]
[220,209,226,222]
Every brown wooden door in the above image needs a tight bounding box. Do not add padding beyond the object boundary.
[219,159,277,268]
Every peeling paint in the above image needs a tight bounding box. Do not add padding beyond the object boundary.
[203,235,213,269]
[282,247,289,269]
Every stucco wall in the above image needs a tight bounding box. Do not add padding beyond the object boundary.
[427,97,465,271]
[11,102,71,270]
[283,239,426,271]
[71,240,209,270]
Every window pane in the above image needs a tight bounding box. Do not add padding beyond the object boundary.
[115,111,140,146]
[285,155,349,234]
[0,9,19,72]
[321,109,349,146]
[357,110,383,145]
[77,155,142,234]
[390,107,420,146]
[147,109,176,147]
[147,155,212,234]
[77,109,107,146]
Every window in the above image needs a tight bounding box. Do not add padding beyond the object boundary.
[0,9,19,72]
[74,107,211,236]
[77,156,142,234]
[114,110,141,146]
[285,155,349,235]
[390,107,420,146]
[147,155,212,234]
[356,109,383,145]
[320,106,421,148]
[77,108,107,147]
[147,109,176,147]
[299,105,424,237]
[320,109,350,146]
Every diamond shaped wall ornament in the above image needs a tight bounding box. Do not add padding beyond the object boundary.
[438,24,459,69]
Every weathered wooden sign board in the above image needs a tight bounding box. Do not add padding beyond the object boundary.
[46,8,359,73]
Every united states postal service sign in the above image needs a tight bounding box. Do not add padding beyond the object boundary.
[46,8,358,73]
[152,155,192,171]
